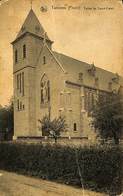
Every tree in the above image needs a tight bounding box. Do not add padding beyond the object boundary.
[91,91,123,145]
[0,98,14,140]
[38,115,67,143]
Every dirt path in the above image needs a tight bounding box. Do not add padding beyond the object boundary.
[0,170,107,196]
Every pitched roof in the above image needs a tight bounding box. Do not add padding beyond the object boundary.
[15,9,51,42]
[53,51,90,71]
[53,51,123,91]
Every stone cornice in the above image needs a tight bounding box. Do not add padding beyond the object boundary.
[11,32,54,45]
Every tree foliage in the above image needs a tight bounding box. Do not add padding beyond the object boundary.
[38,115,67,143]
[0,99,14,136]
[91,91,123,144]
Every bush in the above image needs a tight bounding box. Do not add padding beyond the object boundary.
[0,142,122,194]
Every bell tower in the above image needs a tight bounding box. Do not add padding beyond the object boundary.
[12,9,53,138]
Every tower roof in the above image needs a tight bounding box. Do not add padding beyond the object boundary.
[13,9,52,43]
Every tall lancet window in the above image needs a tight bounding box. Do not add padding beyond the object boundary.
[43,56,46,64]
[23,44,26,58]
[15,50,18,63]
[40,75,50,105]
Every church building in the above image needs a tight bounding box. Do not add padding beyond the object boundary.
[12,9,123,140]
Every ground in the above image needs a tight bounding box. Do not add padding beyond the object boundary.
[0,170,107,196]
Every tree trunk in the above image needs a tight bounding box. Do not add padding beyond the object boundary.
[114,137,119,145]
[112,130,119,145]
[54,137,57,143]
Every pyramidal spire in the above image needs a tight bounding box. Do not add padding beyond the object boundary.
[14,9,52,43]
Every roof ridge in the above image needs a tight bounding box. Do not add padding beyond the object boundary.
[53,51,122,77]
[46,47,67,73]
[53,51,89,65]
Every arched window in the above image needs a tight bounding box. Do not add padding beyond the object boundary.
[43,56,46,64]
[73,123,77,131]
[95,77,99,87]
[108,82,112,91]
[40,75,50,104]
[23,44,26,58]
[15,50,18,63]
[17,99,19,111]
[78,72,83,81]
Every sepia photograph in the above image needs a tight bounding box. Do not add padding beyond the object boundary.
[0,0,123,195]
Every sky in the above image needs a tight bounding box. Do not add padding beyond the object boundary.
[0,0,123,105]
